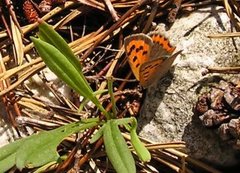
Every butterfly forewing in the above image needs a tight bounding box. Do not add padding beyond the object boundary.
[124,34,153,80]
[139,50,182,88]
[148,32,176,60]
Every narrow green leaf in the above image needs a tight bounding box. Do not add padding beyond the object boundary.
[38,20,82,70]
[0,152,16,173]
[90,124,105,144]
[31,37,91,98]
[107,77,116,118]
[31,37,109,118]
[37,20,94,107]
[31,36,109,118]
[130,118,151,162]
[103,120,136,173]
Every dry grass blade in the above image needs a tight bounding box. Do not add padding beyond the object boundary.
[89,159,101,173]
[17,96,85,128]
[81,0,149,60]
[71,17,136,55]
[2,1,76,63]
[113,0,139,8]
[223,0,240,31]
[165,149,222,173]
[77,0,106,11]
[0,30,8,39]
[103,0,120,21]
[230,0,240,17]
[0,52,7,91]
[4,0,22,34]
[10,16,24,65]
[124,133,222,173]
[0,61,45,96]
[54,6,89,29]
[0,50,21,128]
[203,66,240,75]
[0,58,42,80]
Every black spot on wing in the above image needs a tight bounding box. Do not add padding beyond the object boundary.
[136,45,144,53]
[127,45,136,56]
[167,42,172,48]
[132,56,137,62]
[142,50,148,56]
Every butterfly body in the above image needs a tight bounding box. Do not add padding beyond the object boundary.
[124,32,181,88]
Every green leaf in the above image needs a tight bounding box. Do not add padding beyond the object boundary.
[0,137,27,172]
[107,117,151,162]
[103,120,136,173]
[0,137,26,160]
[16,131,59,169]
[31,36,109,118]
[130,118,151,162]
[0,153,16,173]
[0,120,98,171]
[90,124,105,144]
[15,121,97,169]
[31,37,91,100]
[38,20,83,71]
[107,77,116,118]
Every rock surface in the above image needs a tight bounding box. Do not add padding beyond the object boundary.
[138,5,240,167]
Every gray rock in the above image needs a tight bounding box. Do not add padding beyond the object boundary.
[138,5,240,167]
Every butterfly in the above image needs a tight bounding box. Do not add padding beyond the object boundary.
[124,32,182,88]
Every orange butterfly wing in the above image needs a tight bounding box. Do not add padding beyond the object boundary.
[148,32,176,59]
[124,34,153,80]
[139,51,182,88]
[124,32,181,88]
[138,33,179,87]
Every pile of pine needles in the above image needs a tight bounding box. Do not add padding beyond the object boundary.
[1,0,240,172]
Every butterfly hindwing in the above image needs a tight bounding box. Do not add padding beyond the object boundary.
[139,50,182,88]
[139,57,165,88]
[124,34,153,80]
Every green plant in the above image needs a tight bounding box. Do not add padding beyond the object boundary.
[0,20,150,173]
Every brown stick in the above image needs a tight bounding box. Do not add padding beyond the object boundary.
[168,0,182,23]
[202,66,240,75]
[103,0,119,21]
[0,6,12,40]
